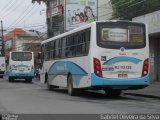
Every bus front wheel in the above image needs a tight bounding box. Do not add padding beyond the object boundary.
[47,80,53,91]
[27,78,32,83]
[67,74,76,96]
[9,77,14,82]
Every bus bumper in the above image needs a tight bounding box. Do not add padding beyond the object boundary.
[8,72,35,78]
[91,73,150,90]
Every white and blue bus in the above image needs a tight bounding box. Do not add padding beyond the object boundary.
[8,51,34,82]
[40,20,149,96]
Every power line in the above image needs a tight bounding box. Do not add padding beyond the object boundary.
[8,3,33,28]
[4,1,149,34]
[4,0,146,52]
[0,0,18,19]
[111,0,146,9]
[8,3,36,28]
[9,4,46,29]
[3,0,147,34]
[1,0,26,19]
[16,5,46,28]
[0,0,15,15]
[5,2,146,30]
[4,22,47,33]
[8,2,46,28]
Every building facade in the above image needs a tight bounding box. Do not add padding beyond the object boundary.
[33,0,112,38]
[133,10,160,82]
[4,28,41,65]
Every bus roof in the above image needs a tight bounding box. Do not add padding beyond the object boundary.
[41,22,95,44]
[41,20,145,44]
[10,51,33,53]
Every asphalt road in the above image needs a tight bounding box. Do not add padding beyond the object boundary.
[0,78,160,119]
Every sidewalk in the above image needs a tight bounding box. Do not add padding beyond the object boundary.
[124,81,160,99]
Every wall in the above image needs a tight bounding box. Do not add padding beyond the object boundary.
[132,10,160,82]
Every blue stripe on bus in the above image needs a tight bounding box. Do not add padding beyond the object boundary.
[9,72,35,77]
[91,73,149,86]
[14,65,30,68]
[103,56,142,65]
[48,61,87,86]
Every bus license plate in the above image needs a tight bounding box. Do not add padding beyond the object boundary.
[118,74,128,78]
[19,70,24,72]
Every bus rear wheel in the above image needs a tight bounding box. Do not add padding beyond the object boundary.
[9,77,14,82]
[27,78,32,83]
[104,89,122,97]
[67,74,76,96]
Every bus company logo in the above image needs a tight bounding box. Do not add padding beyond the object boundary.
[119,47,126,55]
[120,47,125,52]
[101,56,106,61]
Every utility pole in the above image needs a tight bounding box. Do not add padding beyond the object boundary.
[0,20,5,56]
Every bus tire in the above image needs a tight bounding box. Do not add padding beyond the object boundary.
[47,80,54,91]
[9,77,14,82]
[105,89,122,97]
[46,74,53,90]
[27,78,32,83]
[67,74,76,96]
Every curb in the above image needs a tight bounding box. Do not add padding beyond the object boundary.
[124,93,160,100]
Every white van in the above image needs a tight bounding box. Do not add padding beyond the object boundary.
[0,57,6,78]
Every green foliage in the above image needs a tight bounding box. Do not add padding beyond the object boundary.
[111,0,160,20]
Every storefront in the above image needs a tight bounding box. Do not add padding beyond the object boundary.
[133,10,160,82]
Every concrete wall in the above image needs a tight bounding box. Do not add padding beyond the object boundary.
[133,10,160,82]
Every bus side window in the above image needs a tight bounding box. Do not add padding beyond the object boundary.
[50,41,54,60]
[45,43,50,61]
[76,33,82,56]
[61,37,66,58]
[85,30,91,54]
[65,37,69,57]
[72,34,77,56]
[59,39,62,58]
[52,41,56,59]
[67,36,74,57]
[55,40,59,58]
[82,32,86,55]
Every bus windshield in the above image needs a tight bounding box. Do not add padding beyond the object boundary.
[11,52,32,61]
[97,22,146,49]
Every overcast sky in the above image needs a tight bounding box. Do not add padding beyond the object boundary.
[0,0,46,33]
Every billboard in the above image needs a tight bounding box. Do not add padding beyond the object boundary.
[66,0,97,31]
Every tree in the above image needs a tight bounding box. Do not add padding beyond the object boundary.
[111,0,160,20]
